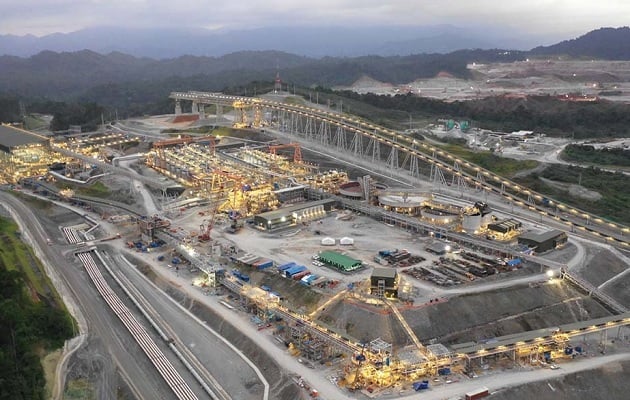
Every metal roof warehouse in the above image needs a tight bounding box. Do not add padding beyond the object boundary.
[371,267,397,280]
[253,198,336,231]
[318,250,362,272]
[518,229,568,253]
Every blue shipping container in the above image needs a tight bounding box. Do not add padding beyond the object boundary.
[278,262,296,271]
[285,265,307,277]
[257,260,274,269]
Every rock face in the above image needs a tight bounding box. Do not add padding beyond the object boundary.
[491,360,630,400]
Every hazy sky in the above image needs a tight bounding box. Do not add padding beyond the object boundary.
[1,0,628,37]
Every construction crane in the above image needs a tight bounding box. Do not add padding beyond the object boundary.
[198,202,220,242]
[268,143,302,163]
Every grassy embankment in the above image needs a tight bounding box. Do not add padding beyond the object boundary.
[439,144,539,178]
[435,144,628,224]
[0,215,75,399]
[74,181,111,198]
[64,378,95,399]
[23,114,49,131]
[515,165,630,225]
[283,96,306,106]
[561,144,630,168]
[51,180,110,200]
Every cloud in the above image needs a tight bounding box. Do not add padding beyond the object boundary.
[0,0,628,37]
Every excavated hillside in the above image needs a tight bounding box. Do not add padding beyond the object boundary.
[318,281,611,348]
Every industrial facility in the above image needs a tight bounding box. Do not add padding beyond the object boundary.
[317,250,363,272]
[370,268,400,298]
[518,229,568,253]
[0,125,54,183]
[145,136,349,216]
[4,89,630,400]
[252,199,335,231]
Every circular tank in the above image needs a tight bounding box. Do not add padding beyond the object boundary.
[420,207,459,224]
[339,181,364,198]
[462,213,482,233]
[378,190,430,208]
[378,190,430,216]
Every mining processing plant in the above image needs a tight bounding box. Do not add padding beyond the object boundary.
[2,88,630,399]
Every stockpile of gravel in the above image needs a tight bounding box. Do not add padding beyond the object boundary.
[402,282,611,343]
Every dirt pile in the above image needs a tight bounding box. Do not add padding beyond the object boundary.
[403,282,611,344]
[576,247,628,287]
[316,282,612,348]
[317,299,411,346]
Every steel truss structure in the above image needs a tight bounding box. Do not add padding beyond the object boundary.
[169,91,629,247]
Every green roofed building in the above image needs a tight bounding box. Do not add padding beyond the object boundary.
[318,251,363,272]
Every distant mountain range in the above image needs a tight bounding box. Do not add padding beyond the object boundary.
[530,27,630,60]
[0,49,529,99]
[0,25,546,59]
[1,27,630,108]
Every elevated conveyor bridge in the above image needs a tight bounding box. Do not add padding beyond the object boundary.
[169,91,629,248]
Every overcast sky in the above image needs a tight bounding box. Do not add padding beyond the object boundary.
[0,0,627,37]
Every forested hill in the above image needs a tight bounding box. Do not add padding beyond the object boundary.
[530,27,630,59]
[0,50,311,98]
[3,27,630,101]
[0,48,523,99]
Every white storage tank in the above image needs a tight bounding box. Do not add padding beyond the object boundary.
[462,213,482,233]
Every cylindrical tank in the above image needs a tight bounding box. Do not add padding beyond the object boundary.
[339,181,364,199]
[420,207,459,224]
[462,213,482,233]
[378,190,429,216]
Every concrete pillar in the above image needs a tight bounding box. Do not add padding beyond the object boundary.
[174,99,182,115]
[216,104,223,123]
[191,101,198,114]
[198,103,205,119]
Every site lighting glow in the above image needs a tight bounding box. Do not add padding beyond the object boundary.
[546,270,555,278]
